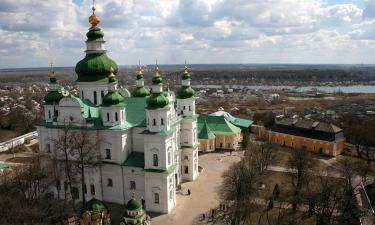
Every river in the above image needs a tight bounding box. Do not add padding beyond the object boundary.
[192,85,375,94]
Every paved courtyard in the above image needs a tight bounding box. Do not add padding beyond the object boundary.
[151,151,243,225]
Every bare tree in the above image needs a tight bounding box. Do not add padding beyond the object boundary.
[50,120,76,211]
[0,160,75,225]
[288,149,315,212]
[221,159,258,224]
[71,129,102,209]
[247,142,273,175]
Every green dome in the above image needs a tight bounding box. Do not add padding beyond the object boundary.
[136,73,144,80]
[152,75,163,85]
[75,53,118,82]
[182,71,191,80]
[147,93,169,109]
[50,77,57,83]
[132,86,150,97]
[84,198,107,213]
[126,198,142,211]
[86,27,104,41]
[177,86,195,99]
[102,91,125,106]
[44,90,63,105]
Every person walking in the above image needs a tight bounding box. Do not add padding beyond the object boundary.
[187,189,191,195]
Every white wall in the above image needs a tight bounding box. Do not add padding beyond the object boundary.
[77,82,108,105]
[176,98,196,116]
[144,172,175,213]
[123,167,146,203]
[146,109,171,133]
[102,164,125,204]
[100,130,131,165]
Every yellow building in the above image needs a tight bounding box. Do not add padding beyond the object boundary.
[269,118,345,157]
[197,113,253,152]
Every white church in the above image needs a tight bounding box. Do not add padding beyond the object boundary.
[36,4,199,214]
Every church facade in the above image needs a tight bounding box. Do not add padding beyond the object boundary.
[36,5,198,214]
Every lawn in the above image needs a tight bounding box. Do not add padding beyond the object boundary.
[269,145,331,171]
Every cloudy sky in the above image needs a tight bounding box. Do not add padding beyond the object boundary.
[0,0,375,68]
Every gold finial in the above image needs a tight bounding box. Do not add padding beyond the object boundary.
[155,59,160,76]
[89,0,100,27]
[137,60,143,75]
[49,62,55,78]
[109,66,114,76]
[184,60,189,73]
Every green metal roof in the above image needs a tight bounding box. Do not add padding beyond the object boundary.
[125,97,148,127]
[44,90,64,105]
[0,162,9,170]
[144,164,176,174]
[147,92,169,109]
[126,198,142,211]
[197,115,241,135]
[102,90,125,107]
[225,116,253,128]
[140,127,176,137]
[84,198,107,213]
[122,152,145,168]
[177,86,195,99]
[132,86,150,97]
[198,122,216,140]
[75,53,118,83]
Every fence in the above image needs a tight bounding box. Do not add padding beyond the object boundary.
[0,131,38,152]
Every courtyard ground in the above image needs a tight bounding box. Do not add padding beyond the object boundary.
[150,151,243,225]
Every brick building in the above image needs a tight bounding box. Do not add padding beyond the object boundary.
[269,118,345,157]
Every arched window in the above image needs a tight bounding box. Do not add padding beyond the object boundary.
[48,110,51,119]
[107,112,110,121]
[93,91,97,104]
[101,90,104,99]
[153,119,156,126]
[115,112,118,121]
[161,118,164,125]
[153,154,158,167]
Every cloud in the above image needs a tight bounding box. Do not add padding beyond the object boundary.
[0,0,374,67]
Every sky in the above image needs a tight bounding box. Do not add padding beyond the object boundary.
[0,0,375,68]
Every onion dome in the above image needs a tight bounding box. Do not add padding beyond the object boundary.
[102,91,125,107]
[147,65,169,109]
[132,65,150,97]
[136,65,144,80]
[126,198,142,211]
[177,86,195,99]
[177,65,195,99]
[132,87,150,97]
[49,65,57,83]
[84,198,107,214]
[44,90,63,105]
[147,93,169,109]
[152,66,163,85]
[182,65,191,80]
[75,53,118,82]
[86,26,104,41]
[75,4,118,83]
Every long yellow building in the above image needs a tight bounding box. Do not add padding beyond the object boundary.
[269,118,345,157]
